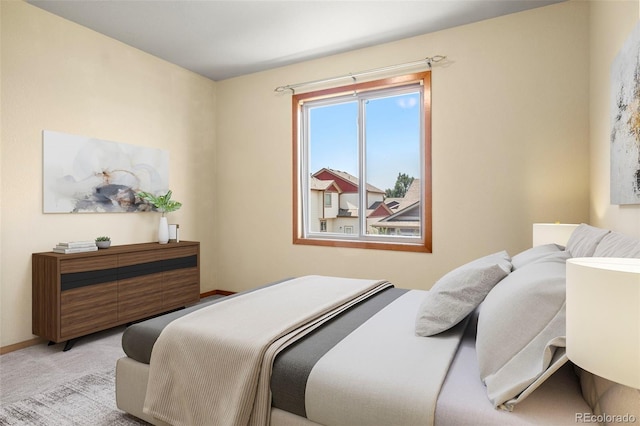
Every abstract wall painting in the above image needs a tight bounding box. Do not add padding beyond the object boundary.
[43,130,169,213]
[611,21,640,205]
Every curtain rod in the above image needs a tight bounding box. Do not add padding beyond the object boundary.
[274,55,446,93]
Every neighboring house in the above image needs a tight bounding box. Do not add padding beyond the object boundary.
[366,201,395,234]
[310,168,385,234]
[309,168,420,236]
[382,199,402,210]
[370,179,421,236]
[309,177,340,233]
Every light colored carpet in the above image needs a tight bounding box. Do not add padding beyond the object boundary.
[0,326,141,425]
[0,368,148,425]
[0,326,127,407]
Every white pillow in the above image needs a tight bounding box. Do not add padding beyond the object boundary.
[476,251,570,410]
[511,243,563,270]
[565,224,610,257]
[592,231,640,258]
[415,251,511,337]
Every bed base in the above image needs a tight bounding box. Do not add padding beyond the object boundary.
[115,357,168,425]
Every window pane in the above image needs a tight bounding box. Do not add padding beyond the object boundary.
[364,91,421,237]
[309,101,358,174]
[308,100,359,236]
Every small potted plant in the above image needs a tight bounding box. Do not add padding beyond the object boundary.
[137,190,182,216]
[137,190,182,244]
[95,236,111,249]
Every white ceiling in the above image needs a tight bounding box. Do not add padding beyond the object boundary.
[28,0,563,81]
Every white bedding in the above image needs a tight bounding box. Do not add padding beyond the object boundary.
[305,290,466,426]
[435,313,592,425]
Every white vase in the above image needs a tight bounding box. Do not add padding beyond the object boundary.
[158,216,169,244]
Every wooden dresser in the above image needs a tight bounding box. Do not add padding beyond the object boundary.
[32,241,200,350]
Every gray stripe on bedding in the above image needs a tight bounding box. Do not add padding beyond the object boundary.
[122,278,293,364]
[305,290,466,426]
[270,287,408,417]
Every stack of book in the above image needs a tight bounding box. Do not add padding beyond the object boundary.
[53,241,98,254]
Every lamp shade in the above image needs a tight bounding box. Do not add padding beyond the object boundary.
[566,257,640,389]
[532,223,579,247]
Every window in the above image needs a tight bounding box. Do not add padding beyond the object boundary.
[292,72,432,252]
[324,193,332,207]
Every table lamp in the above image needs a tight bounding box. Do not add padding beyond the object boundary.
[532,223,579,246]
[566,257,640,389]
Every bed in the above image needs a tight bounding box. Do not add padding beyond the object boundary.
[115,224,640,426]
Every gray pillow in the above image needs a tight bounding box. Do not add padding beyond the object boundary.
[511,243,563,270]
[415,251,511,337]
[565,224,610,257]
[592,231,640,258]
[476,251,570,410]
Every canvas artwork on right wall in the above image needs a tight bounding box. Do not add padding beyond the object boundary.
[611,20,640,205]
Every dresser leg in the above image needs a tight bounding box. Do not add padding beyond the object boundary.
[63,339,78,352]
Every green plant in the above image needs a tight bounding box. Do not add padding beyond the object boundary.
[95,236,111,242]
[137,190,182,216]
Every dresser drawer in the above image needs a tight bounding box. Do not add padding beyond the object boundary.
[163,268,199,309]
[118,274,164,322]
[60,282,118,340]
[60,255,117,274]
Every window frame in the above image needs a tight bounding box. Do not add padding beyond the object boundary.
[292,71,432,253]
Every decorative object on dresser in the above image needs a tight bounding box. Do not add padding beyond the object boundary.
[95,236,111,249]
[169,224,180,243]
[32,241,200,351]
[52,240,98,254]
[137,190,182,244]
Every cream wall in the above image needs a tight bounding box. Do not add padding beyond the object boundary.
[589,0,640,237]
[215,1,591,293]
[0,1,217,347]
